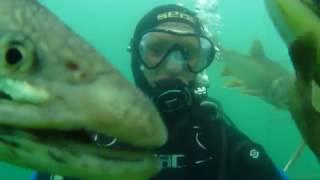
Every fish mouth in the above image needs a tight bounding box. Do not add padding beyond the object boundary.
[0,126,160,179]
[0,78,156,155]
[0,126,156,161]
[0,79,161,179]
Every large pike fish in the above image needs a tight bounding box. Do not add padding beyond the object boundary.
[219,41,311,171]
[0,0,168,179]
[265,0,320,160]
[220,40,294,110]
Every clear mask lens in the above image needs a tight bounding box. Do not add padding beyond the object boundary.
[138,29,216,73]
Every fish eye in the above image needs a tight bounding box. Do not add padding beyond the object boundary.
[0,33,35,73]
[6,47,22,65]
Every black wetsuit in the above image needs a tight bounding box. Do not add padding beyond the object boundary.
[33,98,285,180]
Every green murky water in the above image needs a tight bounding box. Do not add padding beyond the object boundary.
[1,0,319,179]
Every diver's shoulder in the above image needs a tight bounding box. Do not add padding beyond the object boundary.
[197,98,255,143]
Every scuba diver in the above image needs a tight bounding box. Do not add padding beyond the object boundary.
[32,4,288,180]
[125,4,285,180]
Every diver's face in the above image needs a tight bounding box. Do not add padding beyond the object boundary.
[141,22,198,86]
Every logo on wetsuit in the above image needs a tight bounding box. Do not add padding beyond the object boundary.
[159,154,186,168]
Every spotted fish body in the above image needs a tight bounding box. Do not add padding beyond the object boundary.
[0,0,167,179]
[265,0,320,160]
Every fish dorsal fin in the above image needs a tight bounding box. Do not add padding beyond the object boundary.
[250,39,266,59]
